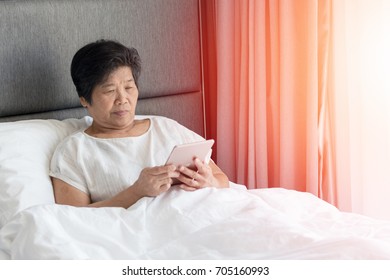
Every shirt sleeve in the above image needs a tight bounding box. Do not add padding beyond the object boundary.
[49,139,90,195]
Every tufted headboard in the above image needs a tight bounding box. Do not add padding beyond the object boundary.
[0,0,205,136]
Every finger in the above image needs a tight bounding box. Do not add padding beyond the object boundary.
[158,177,175,186]
[156,172,180,186]
[192,170,200,181]
[177,184,197,192]
[169,170,181,178]
[193,157,204,170]
[150,164,177,175]
[159,183,171,193]
[193,157,211,175]
[178,165,199,179]
[176,173,199,187]
[144,167,179,184]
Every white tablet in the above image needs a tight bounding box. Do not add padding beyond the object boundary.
[165,139,215,169]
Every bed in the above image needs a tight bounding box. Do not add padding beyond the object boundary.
[1,0,390,260]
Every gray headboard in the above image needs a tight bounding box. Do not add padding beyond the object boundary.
[0,0,205,136]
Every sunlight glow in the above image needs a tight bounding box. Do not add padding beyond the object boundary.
[343,0,390,219]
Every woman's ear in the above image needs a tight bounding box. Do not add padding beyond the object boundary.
[80,97,89,108]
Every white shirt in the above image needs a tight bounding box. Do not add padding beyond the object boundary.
[49,116,204,202]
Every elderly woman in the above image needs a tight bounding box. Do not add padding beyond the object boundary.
[49,40,229,208]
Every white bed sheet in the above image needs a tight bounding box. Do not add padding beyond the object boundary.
[1,183,390,260]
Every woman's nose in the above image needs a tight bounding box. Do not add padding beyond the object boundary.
[115,90,128,105]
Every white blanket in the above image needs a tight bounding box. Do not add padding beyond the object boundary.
[1,183,390,259]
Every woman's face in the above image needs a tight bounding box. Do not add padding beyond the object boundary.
[81,66,139,131]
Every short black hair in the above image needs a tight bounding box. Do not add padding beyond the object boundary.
[70,39,141,104]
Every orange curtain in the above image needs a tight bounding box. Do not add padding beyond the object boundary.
[202,0,390,220]
[201,0,336,203]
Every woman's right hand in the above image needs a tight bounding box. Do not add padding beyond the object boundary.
[131,165,179,198]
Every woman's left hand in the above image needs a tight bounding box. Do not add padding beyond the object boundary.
[176,157,221,191]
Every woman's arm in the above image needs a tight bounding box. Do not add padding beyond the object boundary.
[52,165,179,208]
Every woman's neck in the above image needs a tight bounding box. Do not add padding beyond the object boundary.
[85,119,150,138]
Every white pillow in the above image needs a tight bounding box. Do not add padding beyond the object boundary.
[0,117,92,227]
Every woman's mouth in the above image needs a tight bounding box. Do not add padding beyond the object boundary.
[112,110,128,117]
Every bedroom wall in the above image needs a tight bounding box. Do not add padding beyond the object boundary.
[0,0,205,136]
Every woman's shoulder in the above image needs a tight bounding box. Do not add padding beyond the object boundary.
[54,129,88,152]
[148,115,188,133]
[148,115,179,125]
[147,115,204,142]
